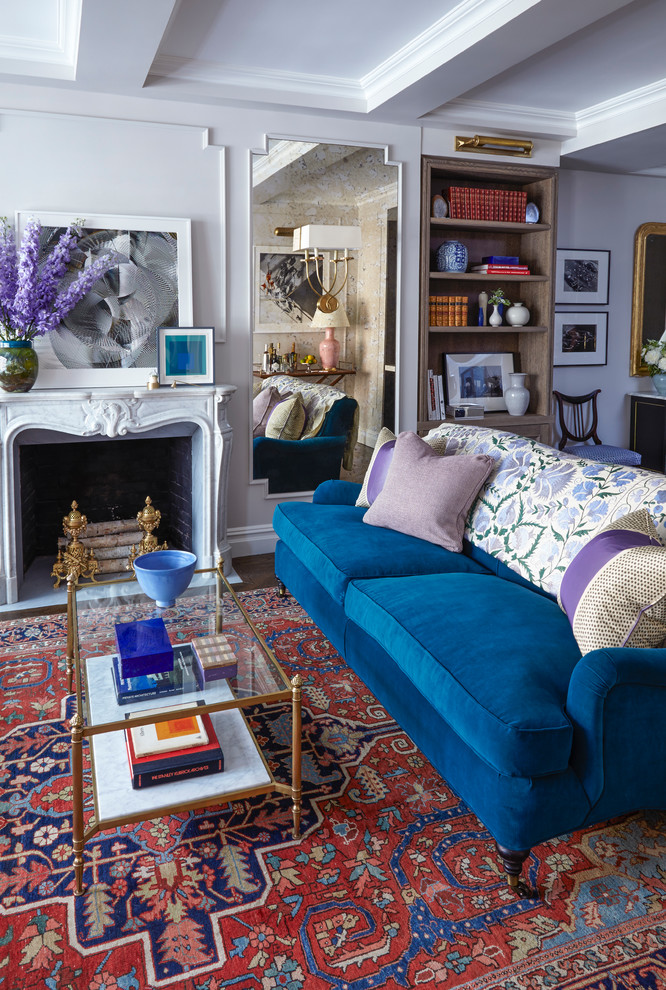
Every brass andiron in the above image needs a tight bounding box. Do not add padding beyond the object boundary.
[51,501,100,588]
[127,497,167,569]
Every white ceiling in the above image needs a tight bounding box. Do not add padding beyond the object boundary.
[1,0,665,173]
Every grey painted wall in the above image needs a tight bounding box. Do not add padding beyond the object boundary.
[555,168,666,447]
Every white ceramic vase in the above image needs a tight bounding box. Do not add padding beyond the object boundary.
[505,301,530,326]
[504,373,530,416]
[489,304,502,327]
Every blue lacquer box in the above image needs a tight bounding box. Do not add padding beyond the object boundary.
[115,617,174,679]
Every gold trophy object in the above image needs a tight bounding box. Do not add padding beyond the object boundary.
[127,497,167,569]
[51,501,100,588]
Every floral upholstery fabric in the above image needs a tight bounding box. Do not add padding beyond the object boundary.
[261,375,358,469]
[425,423,666,598]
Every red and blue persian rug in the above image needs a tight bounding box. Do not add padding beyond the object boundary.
[1,587,666,990]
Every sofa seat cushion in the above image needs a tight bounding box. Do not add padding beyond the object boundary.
[273,501,490,606]
[345,572,581,778]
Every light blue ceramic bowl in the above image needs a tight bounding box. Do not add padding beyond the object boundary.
[133,550,197,607]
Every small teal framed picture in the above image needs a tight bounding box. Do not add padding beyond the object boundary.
[157,327,215,385]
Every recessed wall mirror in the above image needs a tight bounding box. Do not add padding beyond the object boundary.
[630,222,666,375]
[251,140,399,495]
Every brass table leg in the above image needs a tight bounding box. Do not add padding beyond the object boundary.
[66,579,74,694]
[70,713,85,895]
[291,674,302,838]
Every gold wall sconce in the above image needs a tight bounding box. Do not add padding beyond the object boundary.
[274,224,361,315]
[455,134,533,158]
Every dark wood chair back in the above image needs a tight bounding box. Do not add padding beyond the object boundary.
[552,389,602,450]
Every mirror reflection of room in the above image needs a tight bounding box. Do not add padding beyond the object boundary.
[251,141,398,495]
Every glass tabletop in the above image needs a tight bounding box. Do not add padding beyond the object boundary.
[73,567,291,731]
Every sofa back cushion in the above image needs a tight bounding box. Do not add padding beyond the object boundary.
[363,431,494,552]
[425,423,666,599]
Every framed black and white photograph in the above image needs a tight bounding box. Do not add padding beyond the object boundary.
[444,352,514,411]
[157,327,215,385]
[555,248,610,305]
[16,211,193,387]
[554,312,608,366]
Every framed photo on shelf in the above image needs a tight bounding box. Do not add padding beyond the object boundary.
[553,312,608,366]
[444,352,514,411]
[157,327,215,385]
[555,248,610,304]
[15,211,193,388]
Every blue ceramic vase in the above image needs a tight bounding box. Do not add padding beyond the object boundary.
[436,240,468,273]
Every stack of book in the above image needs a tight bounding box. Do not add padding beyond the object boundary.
[471,255,531,276]
[125,701,224,788]
[444,187,529,222]
[428,295,469,326]
[427,369,446,420]
[112,644,200,706]
[191,633,238,684]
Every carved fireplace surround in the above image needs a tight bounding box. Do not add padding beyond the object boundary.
[0,385,236,606]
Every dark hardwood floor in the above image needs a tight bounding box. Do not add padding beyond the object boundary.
[233,553,277,591]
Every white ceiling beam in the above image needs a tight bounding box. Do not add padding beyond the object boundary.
[75,0,178,93]
[368,0,637,120]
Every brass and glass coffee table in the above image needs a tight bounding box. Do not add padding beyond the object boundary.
[66,561,302,896]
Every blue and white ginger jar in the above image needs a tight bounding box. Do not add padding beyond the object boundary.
[436,240,468,273]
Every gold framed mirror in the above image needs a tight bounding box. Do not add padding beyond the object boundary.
[630,222,666,375]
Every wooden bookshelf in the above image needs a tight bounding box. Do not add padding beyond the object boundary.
[419,157,558,441]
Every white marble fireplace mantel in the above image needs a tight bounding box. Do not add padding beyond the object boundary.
[0,384,236,605]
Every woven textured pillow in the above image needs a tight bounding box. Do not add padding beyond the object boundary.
[356,429,449,508]
[558,508,666,654]
[363,431,494,552]
[265,393,306,440]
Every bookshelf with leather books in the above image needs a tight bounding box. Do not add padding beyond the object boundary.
[419,156,558,441]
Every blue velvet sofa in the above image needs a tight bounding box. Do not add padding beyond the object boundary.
[272,423,666,896]
[253,376,358,494]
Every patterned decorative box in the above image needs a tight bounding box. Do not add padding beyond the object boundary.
[191,633,238,683]
[115,617,174,679]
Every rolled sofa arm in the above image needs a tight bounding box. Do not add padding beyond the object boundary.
[313,480,362,505]
[566,646,666,804]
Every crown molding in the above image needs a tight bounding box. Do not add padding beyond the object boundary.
[422,98,577,139]
[576,77,666,129]
[0,0,81,79]
[148,55,367,113]
[361,0,539,111]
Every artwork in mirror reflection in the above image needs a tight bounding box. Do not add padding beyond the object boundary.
[255,250,321,329]
[251,140,399,494]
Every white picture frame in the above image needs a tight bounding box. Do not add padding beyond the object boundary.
[555,248,610,305]
[15,211,193,388]
[157,326,215,385]
[445,352,514,411]
[553,312,608,366]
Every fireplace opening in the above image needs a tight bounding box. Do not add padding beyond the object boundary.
[19,434,192,576]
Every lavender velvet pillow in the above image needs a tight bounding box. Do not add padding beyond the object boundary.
[363,431,494,552]
[356,428,449,508]
[253,386,287,438]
